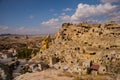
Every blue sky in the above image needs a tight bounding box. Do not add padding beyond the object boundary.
[0,0,120,34]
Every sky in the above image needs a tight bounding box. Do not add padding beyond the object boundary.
[0,0,120,35]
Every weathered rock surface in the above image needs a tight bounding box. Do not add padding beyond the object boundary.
[36,21,120,73]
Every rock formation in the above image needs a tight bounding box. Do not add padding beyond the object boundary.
[36,21,120,74]
[16,21,120,80]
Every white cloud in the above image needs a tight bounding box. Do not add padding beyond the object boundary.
[0,25,14,34]
[101,0,120,3]
[0,26,9,30]
[0,24,59,34]
[109,11,120,22]
[59,15,71,22]
[41,18,59,26]
[41,2,119,32]
[41,18,60,28]
[71,3,117,22]
[18,27,25,31]
[61,13,66,15]
[16,27,47,34]
[41,15,72,29]
[63,8,72,12]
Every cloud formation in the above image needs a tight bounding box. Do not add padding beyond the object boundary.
[0,25,53,35]
[0,26,9,30]
[0,25,14,34]
[42,2,119,29]
[41,15,71,29]
[63,8,72,12]
[71,3,117,22]
[17,27,41,34]
[41,18,60,28]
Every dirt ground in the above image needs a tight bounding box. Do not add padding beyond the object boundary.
[15,69,114,80]
[14,69,74,80]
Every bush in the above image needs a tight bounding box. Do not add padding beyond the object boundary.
[16,47,32,59]
[86,67,91,74]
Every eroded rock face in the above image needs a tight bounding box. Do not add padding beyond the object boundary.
[33,21,120,74]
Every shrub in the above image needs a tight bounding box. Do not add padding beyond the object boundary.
[86,67,91,74]
[16,47,32,59]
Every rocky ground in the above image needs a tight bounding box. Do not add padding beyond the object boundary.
[14,69,73,80]
[14,69,117,80]
[14,69,116,80]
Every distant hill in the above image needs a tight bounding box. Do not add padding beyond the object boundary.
[0,33,24,36]
[0,33,12,36]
